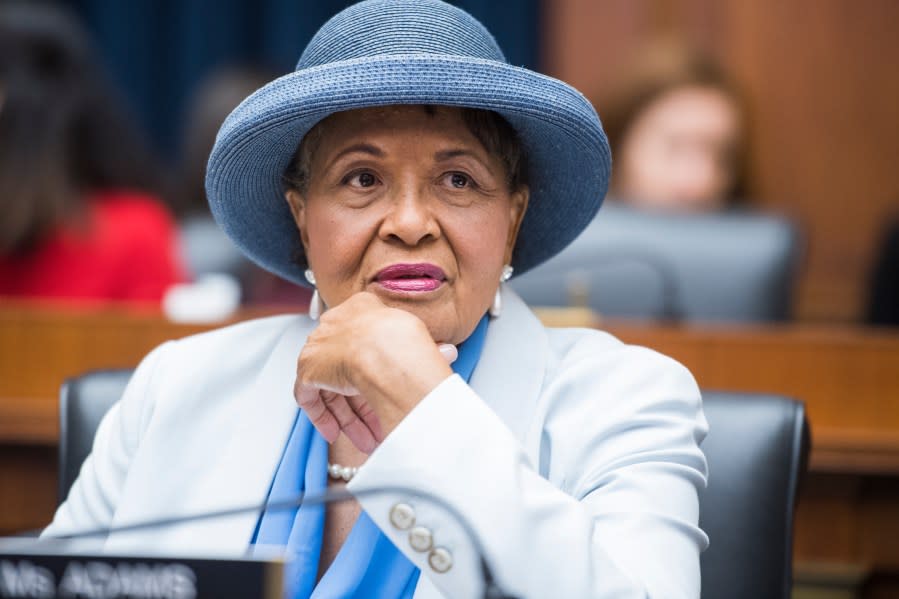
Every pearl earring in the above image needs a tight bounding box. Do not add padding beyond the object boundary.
[489,265,514,318]
[305,269,324,320]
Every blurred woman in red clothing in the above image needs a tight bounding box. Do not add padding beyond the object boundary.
[0,2,184,305]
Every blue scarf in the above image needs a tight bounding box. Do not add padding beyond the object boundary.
[253,315,489,598]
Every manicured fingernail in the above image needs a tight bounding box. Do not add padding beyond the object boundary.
[438,343,458,364]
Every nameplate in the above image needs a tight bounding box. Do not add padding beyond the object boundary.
[0,545,282,599]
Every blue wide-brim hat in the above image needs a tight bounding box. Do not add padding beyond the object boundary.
[206,0,611,287]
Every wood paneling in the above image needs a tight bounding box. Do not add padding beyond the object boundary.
[0,445,56,535]
[608,321,899,436]
[793,474,861,563]
[542,0,899,321]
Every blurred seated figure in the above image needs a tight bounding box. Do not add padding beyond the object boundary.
[510,204,799,322]
[867,217,899,326]
[513,40,800,323]
[176,67,311,308]
[601,39,746,213]
[0,2,184,305]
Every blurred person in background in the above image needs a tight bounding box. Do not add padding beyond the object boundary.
[0,2,184,305]
[176,66,311,308]
[177,68,276,219]
[599,38,747,213]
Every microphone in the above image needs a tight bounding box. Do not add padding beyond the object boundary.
[35,484,518,599]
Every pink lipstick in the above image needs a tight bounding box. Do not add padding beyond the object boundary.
[375,263,446,293]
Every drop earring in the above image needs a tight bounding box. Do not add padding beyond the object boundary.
[305,269,324,320]
[489,265,514,318]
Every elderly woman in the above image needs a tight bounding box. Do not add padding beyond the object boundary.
[44,1,708,598]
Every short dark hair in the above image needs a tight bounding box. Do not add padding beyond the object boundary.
[283,105,527,195]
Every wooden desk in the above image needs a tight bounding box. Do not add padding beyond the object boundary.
[3,305,899,591]
[0,304,221,445]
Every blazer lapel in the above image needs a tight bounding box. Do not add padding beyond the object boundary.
[469,287,548,445]
[194,316,313,552]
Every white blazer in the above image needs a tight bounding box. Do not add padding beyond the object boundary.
[44,289,709,599]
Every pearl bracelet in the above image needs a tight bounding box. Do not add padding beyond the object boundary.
[328,462,359,482]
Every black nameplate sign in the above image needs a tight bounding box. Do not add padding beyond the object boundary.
[0,545,283,599]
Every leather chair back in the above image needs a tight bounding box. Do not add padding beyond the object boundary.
[699,391,810,599]
[510,205,800,322]
[58,369,134,504]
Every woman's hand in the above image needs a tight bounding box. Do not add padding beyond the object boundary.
[294,292,456,453]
